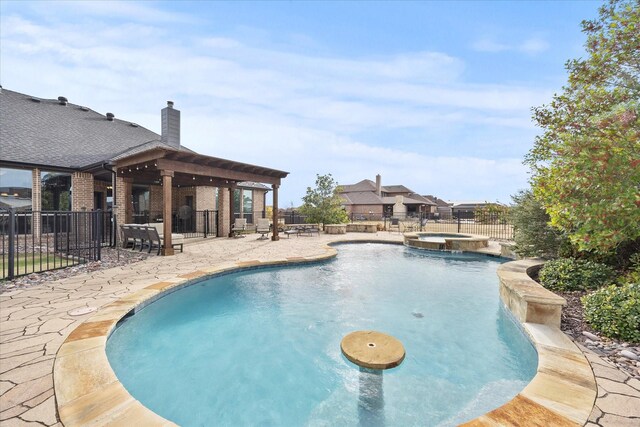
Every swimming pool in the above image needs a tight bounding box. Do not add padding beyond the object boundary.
[106,243,537,426]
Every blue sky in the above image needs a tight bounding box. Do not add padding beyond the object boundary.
[0,0,599,206]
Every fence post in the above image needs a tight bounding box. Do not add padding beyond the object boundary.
[457,212,461,233]
[204,210,209,238]
[96,210,102,261]
[7,208,16,280]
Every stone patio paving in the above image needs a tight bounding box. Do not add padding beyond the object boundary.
[1,233,638,426]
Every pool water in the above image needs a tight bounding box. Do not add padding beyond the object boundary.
[107,244,537,426]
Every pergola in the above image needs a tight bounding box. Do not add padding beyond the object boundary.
[112,147,289,254]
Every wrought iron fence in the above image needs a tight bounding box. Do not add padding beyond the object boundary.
[348,211,514,240]
[1,209,111,280]
[132,210,218,238]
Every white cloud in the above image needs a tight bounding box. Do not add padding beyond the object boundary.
[0,6,540,204]
[471,36,550,55]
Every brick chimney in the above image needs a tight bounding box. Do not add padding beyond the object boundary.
[375,174,382,197]
[161,101,180,147]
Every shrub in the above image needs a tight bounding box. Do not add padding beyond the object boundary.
[618,253,640,286]
[582,283,640,342]
[539,258,616,292]
[509,190,573,258]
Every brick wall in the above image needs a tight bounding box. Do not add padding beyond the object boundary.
[195,186,215,211]
[218,187,231,237]
[253,189,266,219]
[115,177,132,224]
[71,172,94,211]
[150,185,163,215]
[172,186,195,210]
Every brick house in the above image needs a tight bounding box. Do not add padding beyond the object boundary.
[340,175,437,219]
[0,87,289,252]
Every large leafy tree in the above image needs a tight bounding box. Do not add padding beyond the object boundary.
[525,0,640,254]
[299,174,349,225]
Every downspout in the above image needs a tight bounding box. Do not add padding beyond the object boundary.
[102,163,119,257]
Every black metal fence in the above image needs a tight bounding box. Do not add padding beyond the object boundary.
[130,210,218,238]
[1,209,112,280]
[350,212,514,240]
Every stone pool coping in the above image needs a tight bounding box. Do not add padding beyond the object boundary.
[53,241,596,426]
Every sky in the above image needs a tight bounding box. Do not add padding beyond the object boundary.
[0,0,600,207]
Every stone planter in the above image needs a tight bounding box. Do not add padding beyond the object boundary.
[324,224,347,234]
[346,223,377,233]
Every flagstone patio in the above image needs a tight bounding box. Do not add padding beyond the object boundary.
[1,233,638,426]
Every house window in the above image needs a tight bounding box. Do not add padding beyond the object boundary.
[0,167,33,234]
[243,189,253,224]
[41,171,71,211]
[0,167,33,210]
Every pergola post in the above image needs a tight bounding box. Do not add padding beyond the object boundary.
[228,185,236,237]
[161,170,174,256]
[271,184,279,241]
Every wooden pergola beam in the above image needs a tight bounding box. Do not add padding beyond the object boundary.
[156,158,281,185]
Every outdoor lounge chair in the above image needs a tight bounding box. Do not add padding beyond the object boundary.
[120,225,136,249]
[298,225,320,236]
[144,226,183,255]
[255,218,271,240]
[232,218,248,238]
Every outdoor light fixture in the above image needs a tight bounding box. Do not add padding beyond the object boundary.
[193,176,196,180]
[144,164,148,168]
[128,168,131,172]
[136,166,139,170]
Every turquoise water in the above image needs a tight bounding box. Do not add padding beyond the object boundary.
[107,243,537,426]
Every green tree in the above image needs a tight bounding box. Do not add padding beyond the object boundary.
[299,174,349,225]
[510,190,573,258]
[525,0,640,254]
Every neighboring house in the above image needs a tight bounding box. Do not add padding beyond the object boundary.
[423,195,453,218]
[448,200,505,220]
[340,175,436,218]
[0,87,289,251]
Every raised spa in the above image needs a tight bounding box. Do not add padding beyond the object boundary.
[404,232,490,252]
[106,243,536,426]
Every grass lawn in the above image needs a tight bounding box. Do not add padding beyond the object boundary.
[1,253,80,278]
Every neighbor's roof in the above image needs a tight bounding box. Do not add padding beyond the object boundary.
[340,191,384,205]
[0,88,188,170]
[382,184,414,194]
[341,179,377,193]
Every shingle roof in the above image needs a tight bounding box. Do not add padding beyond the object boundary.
[341,179,376,193]
[340,191,383,205]
[0,88,189,169]
[382,184,414,194]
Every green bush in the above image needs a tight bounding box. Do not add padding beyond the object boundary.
[539,258,616,291]
[618,253,640,286]
[582,283,640,342]
[509,190,573,258]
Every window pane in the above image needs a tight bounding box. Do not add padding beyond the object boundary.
[0,167,33,211]
[243,189,253,214]
[41,171,71,211]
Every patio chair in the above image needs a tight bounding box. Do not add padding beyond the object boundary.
[144,226,184,255]
[232,218,248,238]
[255,218,271,240]
[120,225,135,249]
[130,225,149,251]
